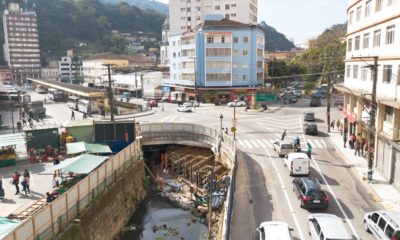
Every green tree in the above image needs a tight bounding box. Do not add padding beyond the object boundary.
[109,35,128,54]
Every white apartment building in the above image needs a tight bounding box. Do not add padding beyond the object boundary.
[339,0,400,188]
[169,0,258,35]
[160,17,170,66]
[59,56,82,84]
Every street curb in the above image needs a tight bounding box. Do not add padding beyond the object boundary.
[91,110,156,121]
[326,132,385,206]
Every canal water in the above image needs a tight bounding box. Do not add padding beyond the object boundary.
[116,190,208,240]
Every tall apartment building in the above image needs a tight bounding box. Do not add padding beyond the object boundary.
[59,56,82,84]
[160,17,170,66]
[3,3,41,82]
[337,0,400,188]
[166,16,264,100]
[169,0,258,35]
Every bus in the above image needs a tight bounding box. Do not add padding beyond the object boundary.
[77,99,99,114]
[47,88,65,101]
[67,96,79,110]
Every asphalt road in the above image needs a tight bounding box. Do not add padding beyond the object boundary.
[138,97,380,240]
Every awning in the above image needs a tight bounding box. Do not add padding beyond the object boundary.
[0,133,25,147]
[0,217,20,239]
[63,154,108,174]
[66,141,112,155]
[65,119,93,128]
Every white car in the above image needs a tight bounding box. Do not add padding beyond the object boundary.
[257,221,293,240]
[308,214,352,240]
[227,101,246,107]
[273,140,295,157]
[177,105,193,112]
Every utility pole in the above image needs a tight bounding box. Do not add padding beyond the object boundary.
[104,64,115,121]
[368,56,378,178]
[326,59,332,133]
[17,74,22,119]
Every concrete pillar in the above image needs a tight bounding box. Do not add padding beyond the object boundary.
[356,97,363,139]
[377,102,384,132]
[392,108,400,141]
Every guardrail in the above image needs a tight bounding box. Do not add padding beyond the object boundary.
[3,139,142,240]
[139,123,237,239]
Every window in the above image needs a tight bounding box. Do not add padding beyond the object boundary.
[376,0,383,11]
[349,11,354,24]
[233,37,238,43]
[346,65,351,78]
[257,49,263,56]
[233,50,239,56]
[243,37,248,43]
[363,33,370,48]
[383,65,393,83]
[242,75,248,81]
[378,217,387,230]
[215,5,220,10]
[207,36,213,43]
[373,30,381,47]
[243,50,248,56]
[371,213,379,223]
[206,73,231,81]
[355,36,360,50]
[385,106,394,123]
[365,0,371,17]
[257,61,263,68]
[205,48,231,56]
[353,65,359,79]
[347,38,353,51]
[225,4,230,10]
[386,25,395,45]
[312,220,321,235]
[356,6,362,21]
[242,62,248,68]
[361,67,368,81]
[385,225,395,239]
[173,52,176,58]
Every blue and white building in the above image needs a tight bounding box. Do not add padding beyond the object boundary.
[166,15,265,100]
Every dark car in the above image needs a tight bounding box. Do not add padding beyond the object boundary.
[303,122,318,135]
[292,177,329,209]
[309,98,321,107]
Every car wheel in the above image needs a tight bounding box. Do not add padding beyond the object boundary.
[364,221,370,233]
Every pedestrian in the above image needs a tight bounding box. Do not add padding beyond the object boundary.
[281,129,287,141]
[330,120,335,130]
[52,174,59,188]
[83,112,87,119]
[101,107,105,118]
[23,169,30,178]
[343,134,347,148]
[225,128,228,135]
[354,139,361,156]
[22,118,27,126]
[350,134,356,149]
[28,110,33,119]
[307,142,312,159]
[161,104,164,112]
[71,110,75,120]
[360,138,366,156]
[12,171,20,194]
[28,117,33,128]
[21,176,30,195]
[46,192,54,203]
[336,120,340,130]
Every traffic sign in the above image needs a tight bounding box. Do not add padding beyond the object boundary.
[256,92,277,103]
[231,127,236,132]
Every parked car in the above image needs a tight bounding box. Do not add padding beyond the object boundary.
[227,100,246,107]
[273,140,295,157]
[308,214,352,240]
[177,105,193,112]
[303,112,315,122]
[364,210,400,240]
[183,100,200,107]
[284,153,310,176]
[293,177,329,209]
[310,99,322,107]
[257,221,293,240]
[303,122,318,135]
[144,100,158,108]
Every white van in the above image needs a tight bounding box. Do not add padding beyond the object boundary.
[308,214,352,240]
[257,221,293,240]
[364,210,400,240]
[284,153,310,176]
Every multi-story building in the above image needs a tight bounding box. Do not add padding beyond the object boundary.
[2,3,41,82]
[165,16,264,101]
[160,17,170,66]
[59,56,82,84]
[169,0,258,35]
[337,0,400,188]
[0,66,12,82]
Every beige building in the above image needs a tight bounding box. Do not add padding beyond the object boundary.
[336,0,400,188]
[169,0,258,35]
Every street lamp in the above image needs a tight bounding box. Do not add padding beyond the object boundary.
[220,114,223,134]
[233,100,237,140]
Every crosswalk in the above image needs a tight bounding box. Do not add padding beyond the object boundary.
[25,119,70,128]
[237,138,328,150]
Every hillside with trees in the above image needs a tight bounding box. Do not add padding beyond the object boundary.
[259,21,296,52]
[100,0,168,15]
[0,0,166,63]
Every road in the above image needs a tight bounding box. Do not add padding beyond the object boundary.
[139,97,379,240]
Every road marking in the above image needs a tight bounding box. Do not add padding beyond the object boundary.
[299,114,303,133]
[320,140,327,148]
[262,147,305,240]
[237,140,245,147]
[262,139,272,147]
[310,155,360,239]
[256,139,266,148]
[250,140,260,148]
[313,139,323,148]
[243,139,253,149]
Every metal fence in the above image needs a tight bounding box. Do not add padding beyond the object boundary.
[3,139,142,240]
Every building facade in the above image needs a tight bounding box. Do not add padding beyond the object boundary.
[59,56,82,84]
[169,0,258,35]
[40,67,59,81]
[2,3,41,82]
[160,17,170,66]
[339,0,400,188]
[166,16,264,100]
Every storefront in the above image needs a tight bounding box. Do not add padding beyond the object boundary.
[375,134,393,181]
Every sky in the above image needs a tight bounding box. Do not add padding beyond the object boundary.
[157,0,349,47]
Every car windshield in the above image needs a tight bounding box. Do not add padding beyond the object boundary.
[307,125,317,130]
[281,144,293,149]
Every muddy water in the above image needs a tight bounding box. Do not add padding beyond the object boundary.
[116,191,208,240]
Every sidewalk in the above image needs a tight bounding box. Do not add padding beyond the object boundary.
[328,131,400,211]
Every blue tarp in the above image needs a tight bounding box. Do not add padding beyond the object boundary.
[0,217,20,239]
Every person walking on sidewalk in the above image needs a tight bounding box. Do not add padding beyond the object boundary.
[307,142,312,159]
[12,172,21,194]
[281,129,287,141]
[343,134,347,148]
[354,139,361,156]
[161,104,164,112]
[71,110,75,120]
[360,138,366,156]
[349,134,356,149]
[336,120,340,130]
[330,120,335,130]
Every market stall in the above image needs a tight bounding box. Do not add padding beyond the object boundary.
[66,141,112,156]
[0,133,25,167]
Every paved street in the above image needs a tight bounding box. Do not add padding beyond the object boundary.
[138,97,382,240]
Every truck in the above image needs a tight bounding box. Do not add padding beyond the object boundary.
[170,91,186,104]
[143,89,163,101]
